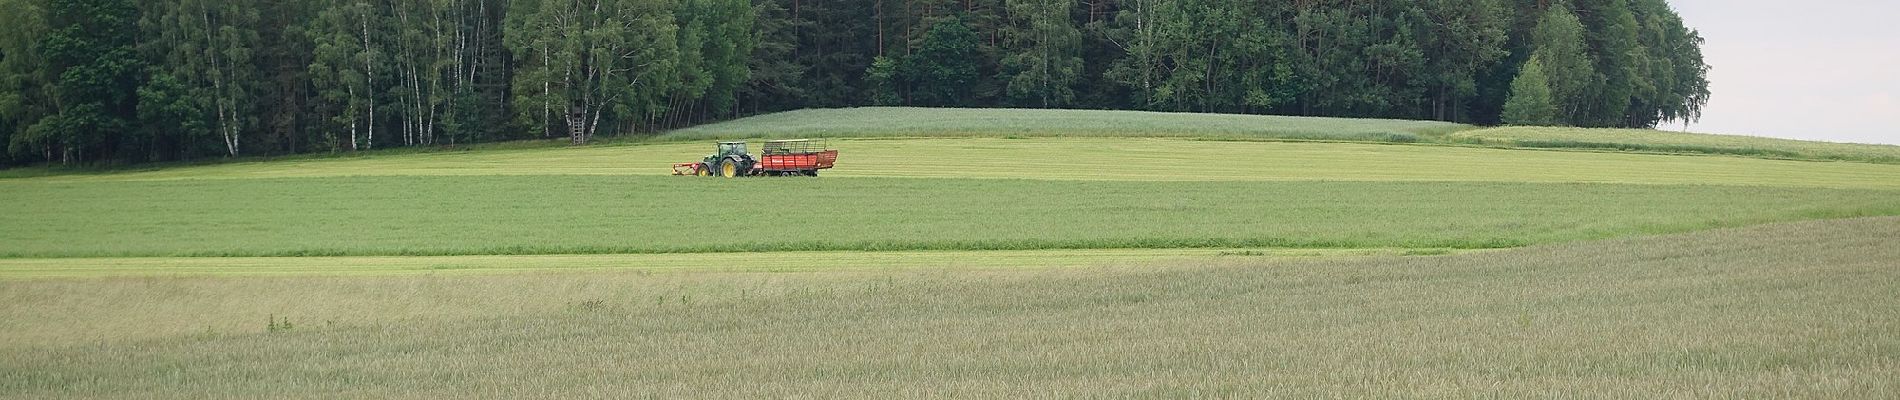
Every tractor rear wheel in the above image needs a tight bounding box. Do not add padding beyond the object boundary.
[719,160,739,178]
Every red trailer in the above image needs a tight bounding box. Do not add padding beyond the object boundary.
[756,139,837,176]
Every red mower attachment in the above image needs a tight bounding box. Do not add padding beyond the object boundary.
[672,162,707,176]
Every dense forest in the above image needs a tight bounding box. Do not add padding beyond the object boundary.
[0,0,1707,166]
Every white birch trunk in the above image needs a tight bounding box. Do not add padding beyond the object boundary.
[361,10,376,150]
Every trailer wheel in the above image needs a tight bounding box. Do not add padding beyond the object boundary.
[804,170,819,177]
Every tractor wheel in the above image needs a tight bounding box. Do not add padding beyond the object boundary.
[719,160,739,178]
[695,163,712,177]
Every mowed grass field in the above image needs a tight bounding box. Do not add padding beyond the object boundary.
[5,176,1899,258]
[5,109,1900,397]
[26,138,1899,188]
[3,218,1896,398]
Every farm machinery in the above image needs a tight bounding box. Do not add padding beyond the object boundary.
[672,139,838,177]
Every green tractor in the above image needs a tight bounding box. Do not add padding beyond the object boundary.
[694,141,755,178]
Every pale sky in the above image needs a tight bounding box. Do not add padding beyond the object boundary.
[1670,1,1900,145]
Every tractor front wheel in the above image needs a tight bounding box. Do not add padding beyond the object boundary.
[696,163,712,177]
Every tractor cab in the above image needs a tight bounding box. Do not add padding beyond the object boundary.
[714,141,749,159]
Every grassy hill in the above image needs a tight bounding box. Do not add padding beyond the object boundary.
[1451,126,1900,163]
[4,108,1899,397]
[661,107,1900,164]
[659,107,1472,143]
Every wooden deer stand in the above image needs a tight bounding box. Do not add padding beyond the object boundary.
[567,106,586,144]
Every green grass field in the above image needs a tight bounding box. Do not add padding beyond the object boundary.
[5,108,1900,397]
[5,176,1898,257]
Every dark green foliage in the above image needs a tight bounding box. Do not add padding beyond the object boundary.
[904,17,981,107]
[736,0,804,114]
[32,0,143,163]
[0,0,55,165]
[863,56,901,106]
[998,0,1082,108]
[1502,56,1558,126]
[134,72,213,160]
[1531,4,1595,125]
[0,0,1713,167]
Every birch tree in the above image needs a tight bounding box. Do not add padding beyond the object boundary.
[308,0,381,151]
[140,0,261,157]
[506,0,680,144]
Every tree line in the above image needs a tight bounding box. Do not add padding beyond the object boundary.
[0,0,1707,166]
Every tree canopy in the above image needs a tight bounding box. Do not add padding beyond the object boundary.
[0,0,1710,166]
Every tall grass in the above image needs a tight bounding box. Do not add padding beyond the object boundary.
[3,217,1895,398]
[3,176,1898,258]
[660,107,1474,143]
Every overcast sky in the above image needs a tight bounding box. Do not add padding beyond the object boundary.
[1669,1,1899,145]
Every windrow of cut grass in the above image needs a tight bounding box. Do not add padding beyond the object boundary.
[1452,126,1900,164]
[0,248,1426,279]
[659,107,1474,143]
[17,138,1900,189]
[4,217,1896,398]
[4,176,1898,258]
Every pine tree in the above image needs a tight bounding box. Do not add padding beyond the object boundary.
[1501,55,1559,126]
[738,0,805,114]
